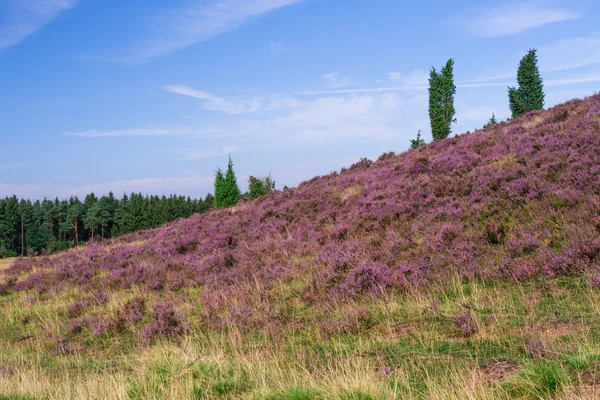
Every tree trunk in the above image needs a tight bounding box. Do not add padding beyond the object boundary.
[73,219,79,247]
[21,214,24,257]
[101,225,104,239]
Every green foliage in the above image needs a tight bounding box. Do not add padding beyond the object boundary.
[483,113,498,128]
[410,130,425,149]
[508,49,545,118]
[428,58,457,140]
[248,175,276,199]
[265,388,322,400]
[214,156,242,208]
[0,191,213,255]
[505,363,568,398]
[0,246,17,258]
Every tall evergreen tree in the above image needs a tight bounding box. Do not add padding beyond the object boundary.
[214,156,242,208]
[508,49,545,119]
[428,58,457,140]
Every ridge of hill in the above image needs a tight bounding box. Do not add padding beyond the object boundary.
[1,94,600,398]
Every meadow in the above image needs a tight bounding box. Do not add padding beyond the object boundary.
[1,94,600,399]
[1,276,600,399]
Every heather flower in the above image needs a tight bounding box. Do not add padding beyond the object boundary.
[140,300,189,344]
[344,263,392,295]
[522,338,576,360]
[453,311,478,337]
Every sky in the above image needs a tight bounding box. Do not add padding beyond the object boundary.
[1,0,600,200]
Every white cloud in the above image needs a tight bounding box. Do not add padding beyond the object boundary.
[64,127,201,138]
[0,163,26,170]
[461,106,497,122]
[388,72,402,83]
[538,34,600,72]
[127,0,305,62]
[463,2,578,37]
[177,145,240,160]
[164,85,303,114]
[0,0,78,50]
[400,70,429,86]
[321,71,353,88]
[472,33,600,83]
[0,176,214,200]
[269,41,287,52]
[164,85,263,114]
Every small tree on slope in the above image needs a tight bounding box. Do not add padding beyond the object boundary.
[429,58,457,140]
[410,130,425,149]
[214,156,242,208]
[508,49,545,119]
[483,113,497,128]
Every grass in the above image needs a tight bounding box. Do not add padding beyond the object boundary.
[0,258,15,272]
[1,276,599,399]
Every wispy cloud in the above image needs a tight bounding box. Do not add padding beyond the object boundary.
[472,33,600,83]
[462,1,578,37]
[461,106,497,122]
[164,85,303,114]
[164,85,262,114]
[388,72,402,83]
[269,41,287,52]
[539,34,600,72]
[0,163,26,170]
[177,145,240,160]
[321,71,353,88]
[0,0,78,50]
[126,0,305,62]
[64,127,202,138]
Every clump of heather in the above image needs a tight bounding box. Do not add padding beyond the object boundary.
[140,300,188,344]
[522,338,576,360]
[452,311,478,337]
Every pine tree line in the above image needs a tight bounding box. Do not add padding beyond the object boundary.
[0,192,213,257]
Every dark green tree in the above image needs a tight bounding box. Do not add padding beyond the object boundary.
[483,113,498,128]
[410,130,425,149]
[214,156,242,208]
[65,197,84,246]
[248,175,275,199]
[428,58,457,140]
[508,49,545,118]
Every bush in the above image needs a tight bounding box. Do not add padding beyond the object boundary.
[248,175,275,199]
[0,247,17,258]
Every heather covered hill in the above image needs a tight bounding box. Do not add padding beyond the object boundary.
[6,95,600,312]
[2,94,600,399]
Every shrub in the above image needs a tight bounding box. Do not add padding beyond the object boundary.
[248,175,275,199]
[140,300,188,344]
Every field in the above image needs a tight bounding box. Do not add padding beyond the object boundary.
[1,275,600,399]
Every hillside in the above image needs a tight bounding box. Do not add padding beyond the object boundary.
[1,94,600,399]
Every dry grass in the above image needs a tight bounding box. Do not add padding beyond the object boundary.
[0,257,15,272]
[0,277,599,399]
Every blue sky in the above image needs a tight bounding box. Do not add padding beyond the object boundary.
[2,0,600,200]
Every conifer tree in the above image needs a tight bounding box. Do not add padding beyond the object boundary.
[428,58,457,140]
[410,130,425,149]
[483,113,497,128]
[508,49,545,118]
[214,156,242,208]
